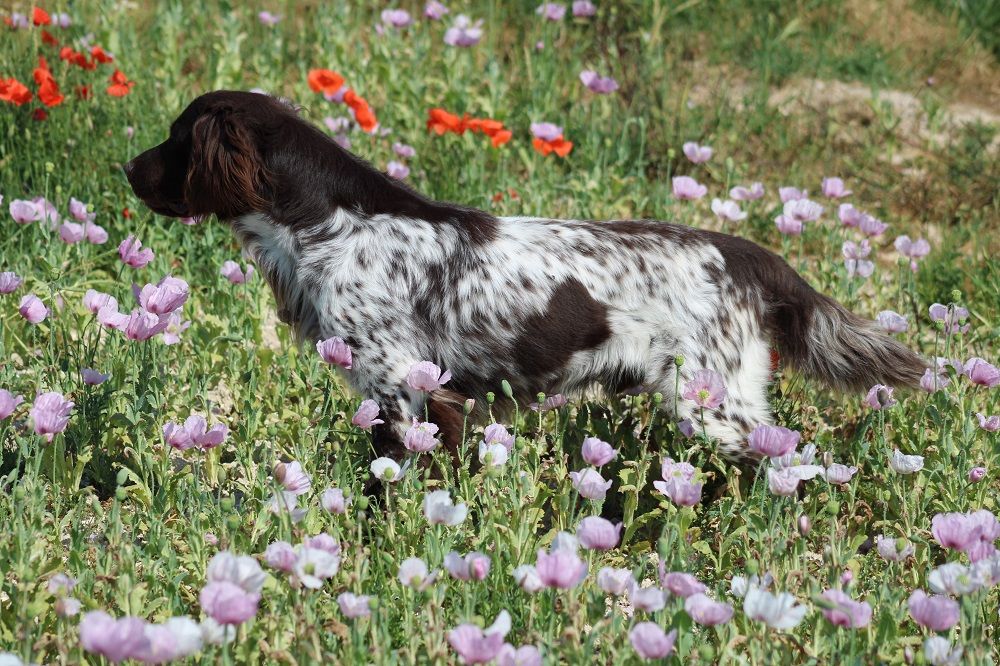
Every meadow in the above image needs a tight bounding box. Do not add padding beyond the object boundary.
[1,0,1000,663]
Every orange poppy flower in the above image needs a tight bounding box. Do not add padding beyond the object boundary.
[427,108,463,135]
[32,7,51,26]
[0,78,33,106]
[107,69,134,97]
[32,57,63,107]
[91,46,114,64]
[41,29,59,46]
[490,129,513,147]
[307,69,344,95]
[342,89,378,132]
[532,137,573,157]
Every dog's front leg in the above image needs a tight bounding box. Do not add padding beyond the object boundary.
[349,348,428,461]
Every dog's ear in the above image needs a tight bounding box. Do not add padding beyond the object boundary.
[185,108,269,219]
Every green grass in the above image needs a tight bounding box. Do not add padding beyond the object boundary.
[1,1,999,664]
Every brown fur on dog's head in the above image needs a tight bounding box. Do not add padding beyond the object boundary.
[124,90,282,220]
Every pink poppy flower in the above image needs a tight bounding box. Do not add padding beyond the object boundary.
[530,122,563,142]
[83,289,117,314]
[81,368,108,385]
[569,468,612,500]
[730,182,765,201]
[920,368,949,393]
[338,592,373,618]
[32,197,60,226]
[685,593,734,625]
[711,198,747,222]
[748,424,800,458]
[69,197,95,223]
[0,271,22,294]
[30,391,73,441]
[536,3,566,20]
[859,214,888,237]
[596,567,633,595]
[121,309,170,341]
[581,436,616,466]
[682,368,727,408]
[199,582,260,625]
[497,644,542,666]
[843,240,874,279]
[824,463,858,485]
[572,1,596,17]
[838,203,864,227]
[682,142,713,164]
[876,310,908,333]
[220,260,254,284]
[166,414,227,450]
[779,187,807,202]
[132,617,203,663]
[10,199,41,223]
[660,568,706,598]
[302,532,342,557]
[977,413,999,432]
[381,9,413,28]
[138,276,189,314]
[79,611,149,663]
[928,303,969,335]
[576,516,621,550]
[820,589,871,628]
[404,418,440,453]
[579,70,618,94]
[447,610,510,664]
[863,384,896,409]
[767,467,801,496]
[161,311,190,345]
[274,461,311,495]
[908,590,959,631]
[784,198,824,222]
[894,235,931,261]
[118,235,154,268]
[352,399,384,428]
[424,490,467,525]
[425,1,449,19]
[964,357,1000,388]
[889,449,923,474]
[59,221,85,244]
[387,161,410,179]
[393,142,416,158]
[483,423,515,451]
[18,294,48,323]
[774,215,803,236]
[258,11,280,26]
[264,541,297,572]
[820,177,851,198]
[535,547,588,589]
[875,534,914,561]
[629,623,676,660]
[444,15,483,47]
[444,551,491,581]
[969,466,987,482]
[406,360,451,391]
[628,580,667,612]
[316,337,353,369]
[0,390,25,420]
[672,176,707,200]
[316,485,349,513]
[529,394,567,411]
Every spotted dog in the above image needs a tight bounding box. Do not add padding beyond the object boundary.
[125,91,925,463]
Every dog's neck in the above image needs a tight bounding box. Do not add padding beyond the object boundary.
[231,211,322,339]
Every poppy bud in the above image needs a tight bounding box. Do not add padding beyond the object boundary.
[220,496,235,512]
[463,399,475,415]
[273,462,287,484]
[674,355,685,367]
[797,514,810,536]
[501,380,513,399]
[486,392,495,405]
[115,468,129,486]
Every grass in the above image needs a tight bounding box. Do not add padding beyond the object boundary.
[1,0,999,664]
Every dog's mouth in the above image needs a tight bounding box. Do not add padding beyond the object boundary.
[135,196,191,219]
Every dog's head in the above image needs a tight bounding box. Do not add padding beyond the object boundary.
[125,90,289,220]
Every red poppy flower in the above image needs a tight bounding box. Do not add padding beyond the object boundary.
[32,7,51,26]
[0,78,33,106]
[122,207,132,219]
[342,89,378,132]
[532,136,573,157]
[107,69,134,97]
[427,108,463,135]
[33,56,63,107]
[41,29,59,46]
[33,107,48,121]
[75,85,91,100]
[90,46,114,64]
[307,69,344,95]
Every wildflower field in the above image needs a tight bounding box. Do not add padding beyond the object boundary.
[2,1,1000,664]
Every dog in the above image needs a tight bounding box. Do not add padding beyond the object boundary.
[125,90,926,464]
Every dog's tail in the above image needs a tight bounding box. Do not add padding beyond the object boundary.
[710,233,926,391]
[782,290,925,391]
